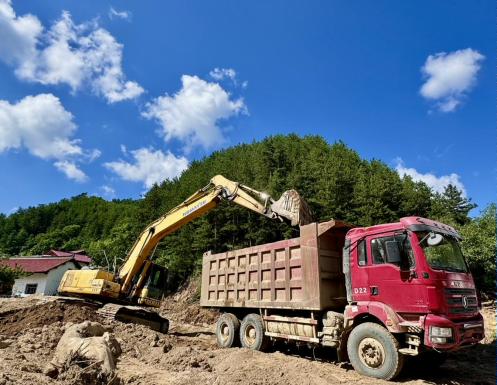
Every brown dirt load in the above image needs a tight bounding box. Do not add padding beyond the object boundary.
[0,293,494,385]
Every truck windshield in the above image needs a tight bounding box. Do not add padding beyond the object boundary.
[416,231,468,273]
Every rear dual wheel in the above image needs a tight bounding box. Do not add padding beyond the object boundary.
[216,313,240,348]
[240,313,269,351]
[216,313,269,351]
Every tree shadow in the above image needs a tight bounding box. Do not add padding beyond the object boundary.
[398,342,496,384]
[267,340,495,384]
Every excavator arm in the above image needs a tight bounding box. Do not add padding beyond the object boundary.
[57,175,311,332]
[118,175,312,296]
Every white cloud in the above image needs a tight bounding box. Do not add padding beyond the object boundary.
[104,148,189,188]
[0,93,95,181]
[0,93,78,158]
[100,185,116,197]
[209,67,248,88]
[54,160,88,182]
[209,67,237,82]
[108,7,131,21]
[420,48,484,112]
[395,158,466,196]
[142,75,246,152]
[0,2,143,103]
[0,0,42,72]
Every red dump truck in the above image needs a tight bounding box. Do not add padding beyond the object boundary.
[200,217,484,380]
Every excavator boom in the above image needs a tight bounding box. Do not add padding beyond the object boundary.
[118,175,312,295]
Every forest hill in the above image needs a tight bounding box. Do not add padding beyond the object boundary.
[0,135,494,292]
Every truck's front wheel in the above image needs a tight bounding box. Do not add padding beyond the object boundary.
[216,313,240,348]
[347,322,404,380]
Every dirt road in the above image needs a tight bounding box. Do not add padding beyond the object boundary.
[0,294,494,385]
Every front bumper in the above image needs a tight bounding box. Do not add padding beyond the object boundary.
[423,313,484,350]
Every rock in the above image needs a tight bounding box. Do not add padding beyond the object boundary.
[44,321,122,379]
[0,339,13,349]
[149,333,159,347]
[44,365,58,379]
[20,345,33,353]
[162,341,173,353]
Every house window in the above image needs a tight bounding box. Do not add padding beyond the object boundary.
[25,284,38,294]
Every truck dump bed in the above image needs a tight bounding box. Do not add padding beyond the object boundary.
[200,220,351,311]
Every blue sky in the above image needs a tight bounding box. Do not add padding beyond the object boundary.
[0,1,494,215]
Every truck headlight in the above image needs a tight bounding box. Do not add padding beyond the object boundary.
[430,326,453,337]
[431,337,447,344]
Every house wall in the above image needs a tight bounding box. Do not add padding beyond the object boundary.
[12,273,47,296]
[45,262,77,295]
[11,261,77,296]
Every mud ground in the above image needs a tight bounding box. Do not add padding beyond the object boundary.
[0,288,494,385]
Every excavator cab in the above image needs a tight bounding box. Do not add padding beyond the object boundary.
[137,263,168,307]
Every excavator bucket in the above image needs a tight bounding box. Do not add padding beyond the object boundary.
[270,190,313,226]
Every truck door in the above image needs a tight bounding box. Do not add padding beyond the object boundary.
[364,233,426,314]
[349,239,370,302]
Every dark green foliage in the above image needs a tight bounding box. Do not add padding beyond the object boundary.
[430,184,477,226]
[0,263,26,285]
[0,135,491,291]
[459,204,496,293]
[0,194,138,256]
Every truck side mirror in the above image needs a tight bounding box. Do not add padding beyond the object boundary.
[385,241,401,265]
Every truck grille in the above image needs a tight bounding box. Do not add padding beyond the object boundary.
[444,288,478,315]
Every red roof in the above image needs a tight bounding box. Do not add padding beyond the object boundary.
[47,250,91,264]
[74,255,91,263]
[0,257,73,273]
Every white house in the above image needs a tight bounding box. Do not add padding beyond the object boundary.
[1,251,91,296]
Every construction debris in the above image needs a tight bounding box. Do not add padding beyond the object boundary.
[44,321,121,384]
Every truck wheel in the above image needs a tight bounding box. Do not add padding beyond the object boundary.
[216,313,240,348]
[240,313,269,351]
[347,322,404,380]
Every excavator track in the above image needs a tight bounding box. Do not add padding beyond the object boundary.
[97,303,169,334]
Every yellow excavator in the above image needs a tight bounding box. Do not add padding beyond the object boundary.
[58,175,311,332]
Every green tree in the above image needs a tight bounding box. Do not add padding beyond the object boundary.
[87,222,137,269]
[0,134,489,292]
[459,204,496,292]
[431,184,477,225]
[0,264,26,285]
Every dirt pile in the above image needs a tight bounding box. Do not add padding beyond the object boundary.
[160,278,218,326]
[0,300,101,335]
[0,295,54,316]
[0,321,64,384]
[0,295,494,385]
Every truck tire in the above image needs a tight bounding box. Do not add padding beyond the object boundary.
[347,322,404,380]
[216,313,240,348]
[240,313,269,351]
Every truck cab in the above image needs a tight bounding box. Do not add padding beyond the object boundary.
[344,216,484,353]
